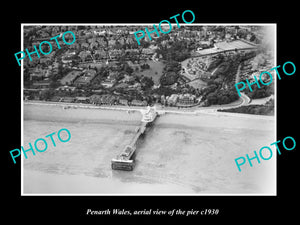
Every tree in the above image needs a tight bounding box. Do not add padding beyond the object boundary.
[124,64,134,74]
[141,76,154,90]
[206,92,218,105]
[151,86,178,96]
[156,40,190,62]
[141,63,150,70]
[245,82,274,99]
[218,95,229,105]
[250,34,256,42]
[40,89,54,101]
[160,71,179,86]
[203,84,218,96]
[50,80,60,89]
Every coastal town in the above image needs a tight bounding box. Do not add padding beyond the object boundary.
[23,25,275,114]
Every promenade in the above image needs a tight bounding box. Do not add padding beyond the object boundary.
[24,92,274,122]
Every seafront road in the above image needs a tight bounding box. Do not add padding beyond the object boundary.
[24,91,269,121]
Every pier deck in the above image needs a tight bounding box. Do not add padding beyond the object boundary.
[111,107,158,171]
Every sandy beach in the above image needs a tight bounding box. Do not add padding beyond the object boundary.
[22,102,276,195]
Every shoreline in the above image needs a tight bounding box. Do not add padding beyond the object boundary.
[24,100,275,120]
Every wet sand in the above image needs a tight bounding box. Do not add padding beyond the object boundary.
[22,103,276,195]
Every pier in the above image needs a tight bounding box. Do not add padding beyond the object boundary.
[111,106,158,171]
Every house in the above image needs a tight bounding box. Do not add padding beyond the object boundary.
[37,30,50,38]
[131,99,147,106]
[89,94,116,105]
[78,50,91,62]
[60,97,75,103]
[119,98,128,105]
[32,81,51,89]
[63,50,76,58]
[160,95,166,105]
[94,49,107,59]
[177,93,196,106]
[128,82,141,90]
[62,51,75,64]
[89,94,102,104]
[121,75,135,83]
[166,94,179,106]
[81,42,90,49]
[29,67,46,80]
[114,82,130,90]
[96,37,106,45]
[75,96,89,103]
[56,86,76,92]
[106,71,119,82]
[101,81,114,88]
[100,71,119,88]
[94,30,106,36]
[39,57,52,65]
[102,95,117,105]
[73,69,97,86]
[109,49,122,59]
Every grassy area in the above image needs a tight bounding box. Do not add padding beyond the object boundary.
[132,60,165,85]
[187,78,207,89]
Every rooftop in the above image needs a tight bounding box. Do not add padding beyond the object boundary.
[194,39,257,57]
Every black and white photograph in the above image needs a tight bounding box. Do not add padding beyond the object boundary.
[4,4,298,222]
[21,24,277,195]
